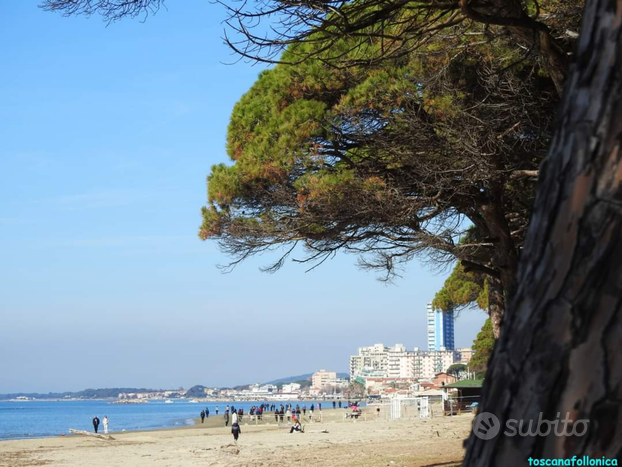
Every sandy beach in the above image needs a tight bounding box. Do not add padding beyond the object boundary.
[0,409,472,467]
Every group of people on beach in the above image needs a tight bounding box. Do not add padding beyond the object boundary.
[92,415,109,434]
[90,400,358,441]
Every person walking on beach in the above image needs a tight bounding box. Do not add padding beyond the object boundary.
[224,410,230,427]
[92,416,100,434]
[231,422,241,444]
[200,410,205,423]
[215,406,219,415]
[103,416,109,434]
[333,401,336,409]
[206,408,210,418]
[232,410,238,425]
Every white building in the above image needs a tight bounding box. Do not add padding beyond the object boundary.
[281,383,301,393]
[326,377,349,387]
[351,343,461,382]
[427,303,436,350]
[349,343,390,380]
[387,344,415,379]
[412,349,456,380]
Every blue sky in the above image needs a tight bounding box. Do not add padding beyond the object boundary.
[0,1,486,393]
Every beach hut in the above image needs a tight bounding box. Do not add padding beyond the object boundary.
[441,379,484,415]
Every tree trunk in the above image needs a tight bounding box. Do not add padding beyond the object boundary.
[463,0,622,464]
[478,201,519,298]
[487,277,504,339]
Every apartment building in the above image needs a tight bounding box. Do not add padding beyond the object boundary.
[312,370,337,389]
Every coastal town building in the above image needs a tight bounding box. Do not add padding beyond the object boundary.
[312,370,337,389]
[427,302,455,351]
[349,302,474,393]
[432,372,458,387]
[349,343,390,380]
[427,303,436,350]
[387,344,415,379]
[281,383,301,393]
[454,347,473,364]
[411,349,456,380]
[324,377,349,389]
[350,344,460,381]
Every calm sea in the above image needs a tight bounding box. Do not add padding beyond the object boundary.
[0,399,326,440]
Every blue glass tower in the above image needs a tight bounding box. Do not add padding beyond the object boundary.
[427,302,455,351]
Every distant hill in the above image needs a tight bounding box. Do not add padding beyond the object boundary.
[0,374,351,400]
[0,388,161,400]
[265,373,349,385]
[185,385,209,398]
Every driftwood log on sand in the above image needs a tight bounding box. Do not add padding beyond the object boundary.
[69,429,115,440]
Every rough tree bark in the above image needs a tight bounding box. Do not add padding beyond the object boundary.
[487,277,504,339]
[463,0,622,464]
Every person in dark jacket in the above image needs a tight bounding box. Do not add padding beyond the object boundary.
[92,416,100,433]
[224,410,230,427]
[290,420,303,433]
[200,410,205,423]
[231,422,241,443]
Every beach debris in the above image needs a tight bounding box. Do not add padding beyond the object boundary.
[69,429,115,441]
[220,444,240,455]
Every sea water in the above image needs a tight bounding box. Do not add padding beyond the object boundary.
[0,399,330,440]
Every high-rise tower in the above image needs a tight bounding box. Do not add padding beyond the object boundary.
[426,302,455,351]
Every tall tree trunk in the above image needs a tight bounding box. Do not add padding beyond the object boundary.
[487,277,504,339]
[479,201,519,297]
[463,0,622,464]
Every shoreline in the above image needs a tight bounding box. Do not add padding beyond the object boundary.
[0,405,352,443]
[0,401,353,442]
[0,409,472,467]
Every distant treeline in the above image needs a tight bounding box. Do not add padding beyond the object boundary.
[0,388,163,400]
[2,373,350,400]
